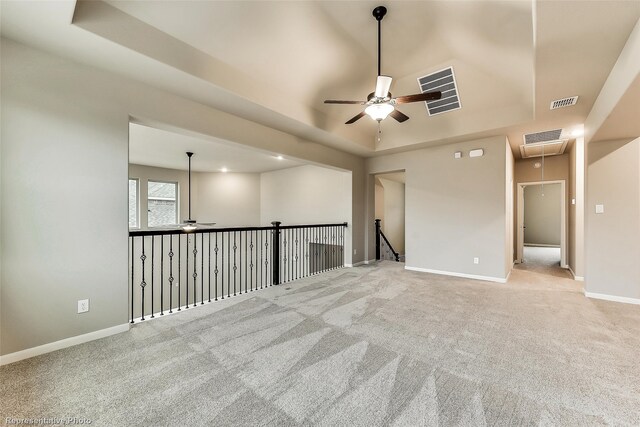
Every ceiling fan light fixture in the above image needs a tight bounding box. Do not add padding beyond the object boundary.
[365,103,394,121]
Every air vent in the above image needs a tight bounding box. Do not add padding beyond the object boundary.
[550,96,578,110]
[520,140,568,158]
[523,129,563,145]
[417,67,461,116]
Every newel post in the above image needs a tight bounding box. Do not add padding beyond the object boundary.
[271,221,281,285]
[375,219,381,261]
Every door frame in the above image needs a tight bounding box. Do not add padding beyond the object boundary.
[516,180,567,267]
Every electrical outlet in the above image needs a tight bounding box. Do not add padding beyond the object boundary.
[473,257,479,264]
[77,299,89,314]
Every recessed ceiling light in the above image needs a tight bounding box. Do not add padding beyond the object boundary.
[276,155,284,160]
[534,162,542,169]
[221,167,228,173]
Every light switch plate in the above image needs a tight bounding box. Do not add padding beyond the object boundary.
[454,151,462,159]
[595,204,604,214]
[78,299,89,314]
[572,198,576,205]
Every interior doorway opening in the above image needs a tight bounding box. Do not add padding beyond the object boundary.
[516,180,567,271]
[374,171,406,262]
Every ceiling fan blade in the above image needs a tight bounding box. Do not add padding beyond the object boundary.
[324,100,365,104]
[374,75,393,98]
[394,91,442,104]
[390,109,410,123]
[345,111,366,124]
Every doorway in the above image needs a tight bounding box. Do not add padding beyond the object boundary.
[374,171,406,262]
[516,180,567,268]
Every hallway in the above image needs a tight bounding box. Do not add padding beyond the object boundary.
[514,246,572,279]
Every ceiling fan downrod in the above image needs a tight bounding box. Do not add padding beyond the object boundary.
[372,6,387,77]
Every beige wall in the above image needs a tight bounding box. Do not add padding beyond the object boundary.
[505,141,515,274]
[378,178,405,254]
[524,184,561,246]
[374,179,384,224]
[196,172,260,226]
[0,38,366,357]
[260,165,352,264]
[568,139,585,277]
[367,136,509,280]
[585,138,640,300]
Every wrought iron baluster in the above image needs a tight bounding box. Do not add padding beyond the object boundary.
[260,230,263,289]
[169,236,174,314]
[201,232,204,304]
[214,233,219,301]
[192,233,198,306]
[233,231,237,296]
[227,232,231,298]
[151,235,155,318]
[140,236,147,321]
[250,230,254,291]
[239,231,243,295]
[160,236,164,316]
[130,237,134,323]
[185,234,190,309]
[208,233,211,303]
[221,232,225,299]
[244,231,247,294]
[266,229,271,286]
[178,234,181,311]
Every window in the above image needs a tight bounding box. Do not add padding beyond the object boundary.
[128,178,139,228]
[148,181,178,227]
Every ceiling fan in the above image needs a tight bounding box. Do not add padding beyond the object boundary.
[179,151,216,232]
[324,6,442,124]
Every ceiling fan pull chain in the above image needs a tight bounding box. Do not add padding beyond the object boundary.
[377,121,382,144]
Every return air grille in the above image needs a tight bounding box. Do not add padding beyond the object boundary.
[417,66,461,116]
[523,129,563,145]
[550,96,578,110]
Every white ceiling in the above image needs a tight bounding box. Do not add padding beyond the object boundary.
[2,1,639,159]
[129,123,302,173]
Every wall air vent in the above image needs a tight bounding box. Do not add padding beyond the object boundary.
[417,66,461,116]
[523,129,563,145]
[550,96,578,110]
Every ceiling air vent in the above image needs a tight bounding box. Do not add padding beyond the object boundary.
[520,129,568,158]
[550,96,578,110]
[417,66,461,116]
[523,129,563,145]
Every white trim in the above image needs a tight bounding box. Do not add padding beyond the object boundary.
[405,266,507,283]
[524,243,561,248]
[0,324,130,366]
[585,292,640,305]
[363,259,377,265]
[568,266,584,281]
[345,261,365,267]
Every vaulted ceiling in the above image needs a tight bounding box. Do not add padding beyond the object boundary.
[2,1,639,158]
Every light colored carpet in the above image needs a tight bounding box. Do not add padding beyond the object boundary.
[2,262,639,426]
[515,246,572,279]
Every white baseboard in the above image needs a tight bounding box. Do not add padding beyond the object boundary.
[363,259,377,265]
[405,266,507,283]
[568,266,584,281]
[0,323,130,366]
[345,261,365,267]
[585,292,640,305]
